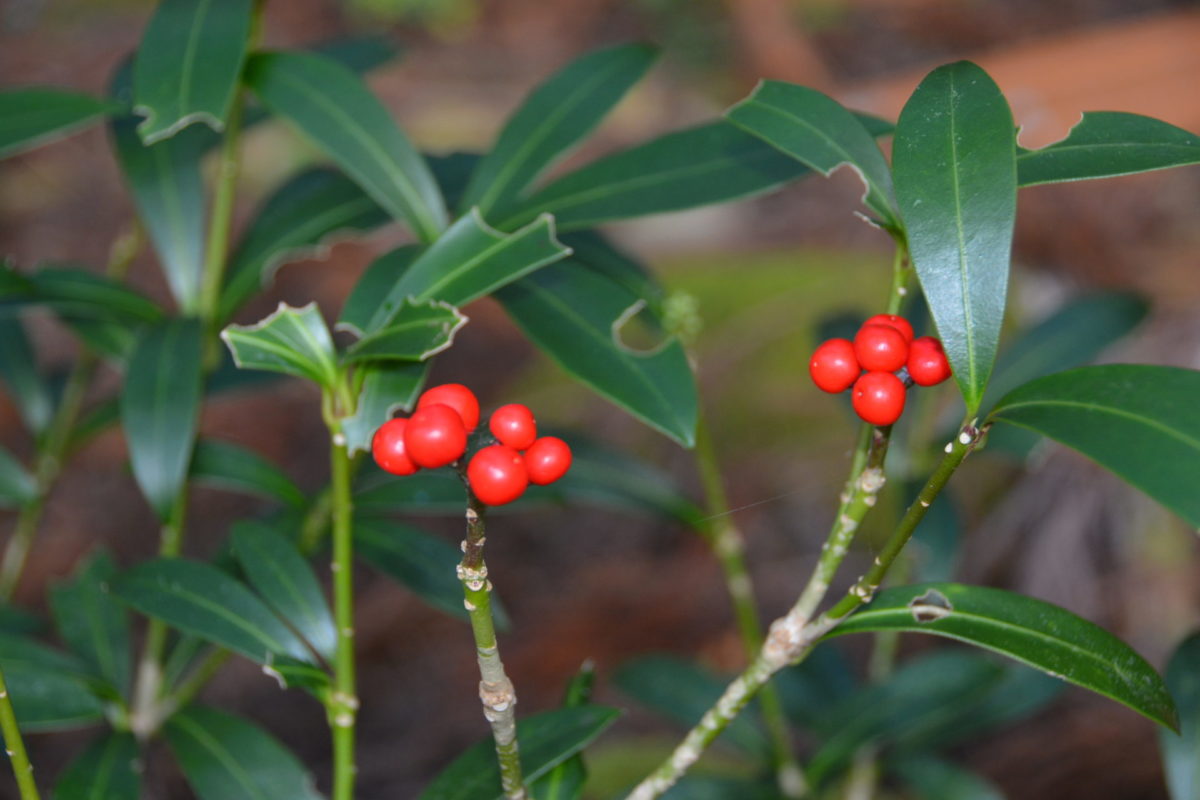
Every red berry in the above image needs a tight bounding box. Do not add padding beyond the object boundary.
[489,403,538,451]
[404,403,468,468]
[417,383,480,431]
[862,314,914,343]
[524,437,572,485]
[852,371,906,426]
[467,445,528,506]
[371,418,419,476]
[908,336,952,386]
[854,324,909,372]
[809,338,860,393]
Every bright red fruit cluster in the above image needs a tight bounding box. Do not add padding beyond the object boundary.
[808,314,951,426]
[371,383,572,506]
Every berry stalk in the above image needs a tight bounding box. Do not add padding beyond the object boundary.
[458,491,525,799]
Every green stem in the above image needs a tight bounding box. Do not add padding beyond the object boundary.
[885,244,912,317]
[328,437,358,800]
[0,665,40,800]
[162,649,232,717]
[458,492,525,798]
[626,422,984,800]
[692,413,805,798]
[197,94,247,354]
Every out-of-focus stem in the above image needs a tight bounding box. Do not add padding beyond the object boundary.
[328,437,359,800]
[0,665,40,800]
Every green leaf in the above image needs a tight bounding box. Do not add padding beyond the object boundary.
[0,265,164,327]
[53,732,141,800]
[908,484,961,584]
[613,655,769,757]
[725,80,898,225]
[0,88,116,158]
[418,706,621,800]
[133,0,254,144]
[660,778,782,800]
[461,43,657,218]
[221,302,340,390]
[340,361,428,456]
[988,364,1200,527]
[342,299,467,364]
[165,705,324,800]
[1018,112,1200,186]
[354,518,476,624]
[0,445,36,508]
[246,50,447,242]
[220,168,389,321]
[231,521,336,661]
[0,605,43,636]
[890,756,1004,800]
[0,316,52,435]
[50,550,132,697]
[0,633,106,730]
[893,61,1017,415]
[112,558,316,665]
[337,244,422,336]
[1161,632,1200,800]
[110,77,209,312]
[983,291,1148,412]
[262,654,331,695]
[311,34,402,75]
[828,582,1179,730]
[356,211,570,334]
[497,121,812,232]
[806,650,1004,785]
[772,643,856,732]
[532,663,596,800]
[496,259,697,446]
[120,317,204,519]
[190,439,306,508]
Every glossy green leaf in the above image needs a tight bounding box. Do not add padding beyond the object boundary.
[982,292,1148,411]
[725,80,898,225]
[220,168,389,321]
[428,151,481,210]
[354,518,474,623]
[166,705,324,800]
[337,244,422,336]
[221,302,340,390]
[497,120,813,232]
[418,706,621,800]
[53,732,141,800]
[111,60,209,312]
[133,0,253,144]
[807,651,1004,785]
[120,317,203,520]
[355,470,470,514]
[190,439,306,508]
[1018,112,1200,186]
[50,550,132,697]
[461,43,657,218]
[0,445,36,508]
[261,654,331,695]
[0,633,105,730]
[989,364,1200,527]
[112,558,316,665]
[893,61,1017,415]
[1160,633,1200,800]
[231,521,336,661]
[342,299,467,364]
[0,316,52,435]
[532,663,596,800]
[0,88,117,158]
[0,265,164,327]
[246,50,447,242]
[828,582,1178,730]
[891,756,1004,800]
[357,211,570,334]
[496,259,697,446]
[614,655,769,757]
[340,361,428,456]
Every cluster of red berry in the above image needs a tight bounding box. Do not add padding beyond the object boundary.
[371,383,572,506]
[809,314,951,426]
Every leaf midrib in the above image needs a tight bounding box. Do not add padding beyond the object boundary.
[990,397,1200,452]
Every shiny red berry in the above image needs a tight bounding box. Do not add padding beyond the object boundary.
[371,418,419,476]
[852,371,906,426]
[489,403,538,451]
[907,336,952,386]
[854,324,909,372]
[467,445,528,506]
[862,314,914,343]
[404,403,468,468]
[809,338,860,393]
[416,383,480,431]
[524,437,572,485]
